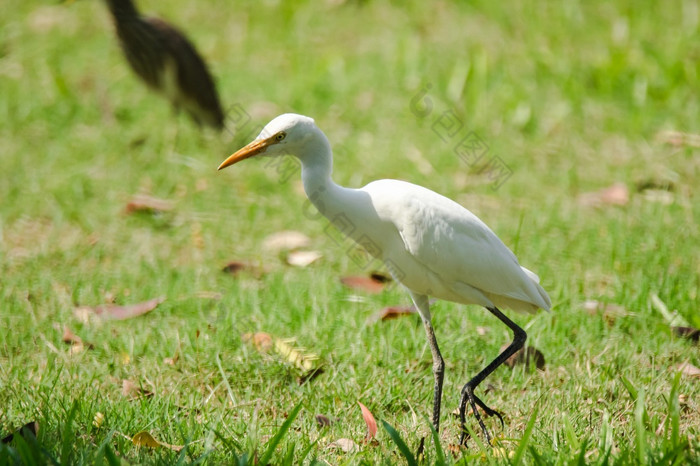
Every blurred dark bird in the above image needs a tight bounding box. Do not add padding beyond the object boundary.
[105,0,225,129]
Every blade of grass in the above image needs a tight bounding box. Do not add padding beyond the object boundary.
[216,352,237,407]
[382,420,417,466]
[511,403,539,465]
[426,418,446,465]
[258,402,303,465]
[619,375,638,401]
[634,389,648,465]
[60,401,79,465]
[668,371,681,447]
[574,439,589,466]
[562,413,580,452]
[297,440,318,464]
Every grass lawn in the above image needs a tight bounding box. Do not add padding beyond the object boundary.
[1,0,699,463]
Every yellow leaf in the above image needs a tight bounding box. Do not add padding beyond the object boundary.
[132,431,161,448]
[132,431,183,452]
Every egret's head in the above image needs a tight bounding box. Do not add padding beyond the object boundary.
[218,113,317,170]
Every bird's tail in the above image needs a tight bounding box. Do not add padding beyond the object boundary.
[520,266,552,311]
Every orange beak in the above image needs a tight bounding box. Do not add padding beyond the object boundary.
[218,135,277,170]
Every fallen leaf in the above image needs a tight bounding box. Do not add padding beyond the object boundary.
[242,332,273,352]
[656,130,700,148]
[578,182,629,207]
[122,379,154,400]
[131,431,183,452]
[262,230,311,252]
[125,195,174,214]
[163,352,179,366]
[340,276,385,294]
[369,305,417,323]
[1,422,39,444]
[221,261,264,277]
[62,326,81,345]
[328,438,359,453]
[358,402,377,441]
[672,326,700,343]
[61,326,94,351]
[501,345,546,371]
[677,362,700,378]
[80,297,164,320]
[315,414,333,428]
[286,250,322,267]
[222,261,250,275]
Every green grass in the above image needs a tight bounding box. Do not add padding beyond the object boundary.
[1,0,699,463]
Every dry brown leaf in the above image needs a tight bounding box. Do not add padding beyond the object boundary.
[315,414,333,428]
[242,332,274,352]
[677,362,700,378]
[82,297,164,320]
[62,326,93,353]
[502,345,546,371]
[62,326,81,345]
[578,182,629,207]
[122,379,154,400]
[369,305,417,323]
[358,402,377,441]
[222,261,252,275]
[132,431,183,452]
[262,230,311,252]
[672,326,700,343]
[340,276,385,294]
[286,250,322,267]
[1,422,39,444]
[164,352,179,366]
[328,438,360,453]
[125,195,174,214]
[656,130,700,148]
[447,443,464,456]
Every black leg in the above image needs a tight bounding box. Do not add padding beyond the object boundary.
[459,306,526,446]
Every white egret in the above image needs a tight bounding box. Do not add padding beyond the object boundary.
[218,114,551,444]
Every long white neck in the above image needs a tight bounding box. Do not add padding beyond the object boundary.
[296,129,356,222]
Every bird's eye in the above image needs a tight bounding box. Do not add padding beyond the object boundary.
[275,132,286,142]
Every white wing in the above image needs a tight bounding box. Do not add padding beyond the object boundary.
[364,180,551,312]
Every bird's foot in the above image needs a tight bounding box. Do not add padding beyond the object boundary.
[458,389,503,446]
